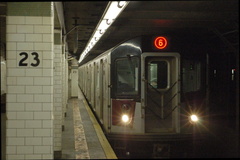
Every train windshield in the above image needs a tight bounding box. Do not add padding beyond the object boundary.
[115,57,139,95]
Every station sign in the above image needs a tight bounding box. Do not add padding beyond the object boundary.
[154,36,168,50]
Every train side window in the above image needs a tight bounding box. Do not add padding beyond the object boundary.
[148,61,168,89]
[115,57,139,95]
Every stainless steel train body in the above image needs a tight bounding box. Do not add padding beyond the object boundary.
[1,43,6,113]
[78,35,207,158]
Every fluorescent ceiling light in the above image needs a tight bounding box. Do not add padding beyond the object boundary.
[78,1,129,63]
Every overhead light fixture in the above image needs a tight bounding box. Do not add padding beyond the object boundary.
[78,1,129,63]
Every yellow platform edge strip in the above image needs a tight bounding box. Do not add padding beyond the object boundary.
[82,99,118,159]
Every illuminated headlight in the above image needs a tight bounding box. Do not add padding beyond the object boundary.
[190,114,199,123]
[122,114,129,123]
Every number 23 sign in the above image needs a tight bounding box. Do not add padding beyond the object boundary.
[18,52,40,67]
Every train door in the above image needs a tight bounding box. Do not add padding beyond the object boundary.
[102,58,109,126]
[99,59,104,122]
[94,62,97,111]
[87,65,90,100]
[143,53,180,133]
[91,63,95,108]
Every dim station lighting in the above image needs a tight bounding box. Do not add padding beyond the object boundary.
[79,1,129,63]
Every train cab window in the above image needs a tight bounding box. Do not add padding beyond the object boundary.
[115,57,139,95]
[148,61,168,89]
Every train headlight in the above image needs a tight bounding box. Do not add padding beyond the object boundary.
[122,114,129,123]
[189,114,199,123]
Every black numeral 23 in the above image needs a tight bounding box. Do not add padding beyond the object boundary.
[19,52,40,67]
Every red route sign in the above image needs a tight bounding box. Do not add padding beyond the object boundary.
[154,36,168,49]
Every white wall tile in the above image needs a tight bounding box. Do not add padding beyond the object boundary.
[7,137,24,145]
[17,146,33,154]
[54,72,62,76]
[17,77,33,85]
[6,129,17,137]
[42,51,54,60]
[55,89,62,94]
[6,42,17,51]
[34,25,52,34]
[43,17,52,25]
[25,155,42,159]
[54,111,62,116]
[42,69,53,77]
[43,120,53,128]
[6,94,17,103]
[6,25,17,33]
[34,42,52,51]
[17,25,34,33]
[17,94,34,102]
[42,60,53,68]
[26,17,43,25]
[26,34,43,42]
[7,155,25,160]
[42,86,53,94]
[25,120,42,128]
[42,154,53,159]
[26,69,43,77]
[54,118,61,125]
[8,69,25,77]
[6,146,16,154]
[6,112,17,119]
[7,16,25,25]
[17,129,34,137]
[42,137,52,145]
[8,86,24,93]
[34,77,51,85]
[34,112,51,119]
[6,51,17,59]
[7,33,25,42]
[42,103,53,111]
[16,112,33,119]
[25,103,42,111]
[34,129,51,136]
[7,59,17,68]
[34,146,51,154]
[7,103,24,111]
[17,42,34,50]
[25,137,42,145]
[34,94,52,102]
[43,34,53,43]
[7,120,25,129]
[26,86,43,94]
[54,45,61,50]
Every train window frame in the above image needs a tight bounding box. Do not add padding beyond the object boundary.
[113,56,141,99]
[145,58,170,91]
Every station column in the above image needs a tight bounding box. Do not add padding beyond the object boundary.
[70,59,78,97]
[6,2,54,159]
[53,29,64,158]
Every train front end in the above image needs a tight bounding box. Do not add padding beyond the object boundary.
[108,35,206,158]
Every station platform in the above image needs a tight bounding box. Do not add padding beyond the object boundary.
[61,88,117,159]
[1,88,117,159]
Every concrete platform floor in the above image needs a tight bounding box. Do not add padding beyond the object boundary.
[61,89,117,159]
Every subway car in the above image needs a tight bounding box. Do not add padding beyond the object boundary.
[78,35,208,158]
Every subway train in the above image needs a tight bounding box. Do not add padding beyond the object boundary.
[1,43,6,113]
[78,34,209,158]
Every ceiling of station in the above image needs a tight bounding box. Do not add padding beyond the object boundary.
[62,1,239,65]
[0,1,239,65]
